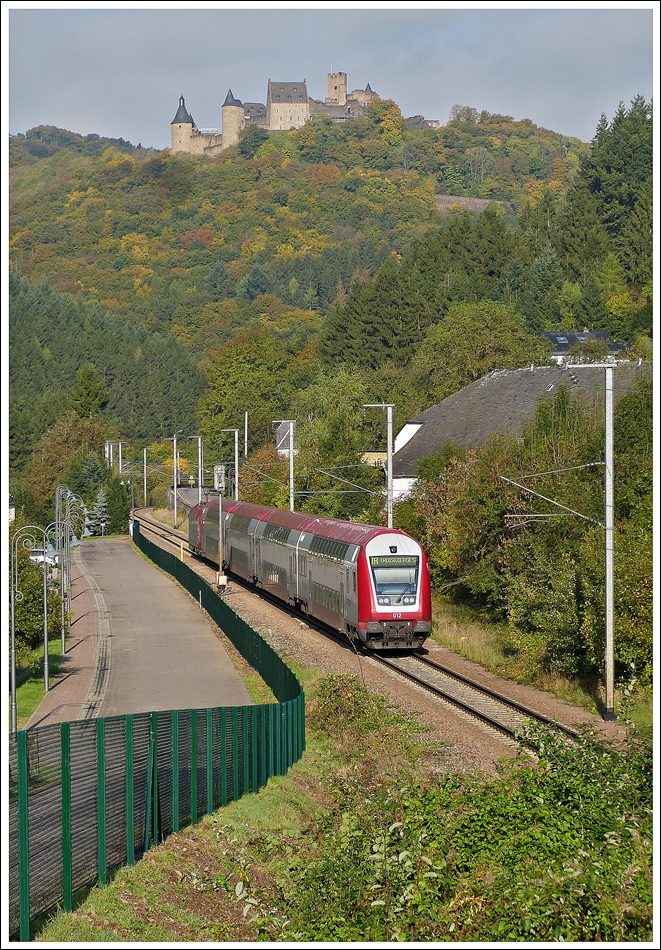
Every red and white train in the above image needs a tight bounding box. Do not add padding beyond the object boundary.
[189,498,432,651]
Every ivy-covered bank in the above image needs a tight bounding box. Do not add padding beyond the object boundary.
[37,674,652,943]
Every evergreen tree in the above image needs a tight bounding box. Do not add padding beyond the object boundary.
[575,96,652,285]
[236,264,273,301]
[208,260,236,300]
[88,488,108,536]
[70,364,110,418]
[553,188,610,281]
[576,279,613,335]
[105,477,131,534]
[522,246,563,329]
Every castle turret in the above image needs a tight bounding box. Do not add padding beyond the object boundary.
[171,95,194,153]
[222,88,245,149]
[326,71,347,106]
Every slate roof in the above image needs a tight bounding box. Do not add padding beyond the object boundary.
[541,331,629,357]
[393,362,650,478]
[171,96,193,124]
[223,88,243,107]
[268,80,308,102]
[243,102,267,118]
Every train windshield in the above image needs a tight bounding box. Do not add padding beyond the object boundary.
[369,555,419,598]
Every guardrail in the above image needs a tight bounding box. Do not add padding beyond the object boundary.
[9,521,305,940]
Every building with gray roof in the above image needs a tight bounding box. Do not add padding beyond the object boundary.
[393,362,651,498]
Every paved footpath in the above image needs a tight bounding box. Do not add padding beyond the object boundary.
[26,537,252,729]
[24,552,99,730]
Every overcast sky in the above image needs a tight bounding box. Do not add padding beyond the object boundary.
[6,3,656,148]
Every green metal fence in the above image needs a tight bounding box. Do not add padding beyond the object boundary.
[9,521,305,940]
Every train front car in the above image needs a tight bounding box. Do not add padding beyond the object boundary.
[356,531,431,651]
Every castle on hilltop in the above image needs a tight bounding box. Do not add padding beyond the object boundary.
[171,71,438,156]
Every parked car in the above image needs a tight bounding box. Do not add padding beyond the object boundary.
[28,549,58,568]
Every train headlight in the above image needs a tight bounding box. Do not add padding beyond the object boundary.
[378,597,390,605]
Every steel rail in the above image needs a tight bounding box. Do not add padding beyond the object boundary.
[370,653,580,744]
[134,509,580,745]
[411,654,581,738]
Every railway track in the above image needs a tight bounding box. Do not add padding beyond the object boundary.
[133,509,580,746]
[370,652,580,744]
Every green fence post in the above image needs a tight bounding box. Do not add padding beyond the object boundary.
[260,705,267,788]
[17,731,30,942]
[206,708,213,815]
[126,716,135,866]
[144,722,154,853]
[190,711,197,825]
[243,708,249,795]
[97,718,107,886]
[61,722,73,912]
[172,710,179,834]
[252,706,258,792]
[151,711,159,845]
[232,708,239,802]
[220,708,227,807]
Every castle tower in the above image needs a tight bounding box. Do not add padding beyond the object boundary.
[171,95,194,153]
[326,71,347,106]
[222,88,245,149]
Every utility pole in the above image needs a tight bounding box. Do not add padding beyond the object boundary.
[220,430,240,501]
[188,436,204,505]
[166,431,183,526]
[501,364,617,720]
[604,365,615,720]
[273,420,296,511]
[244,411,248,458]
[364,404,394,528]
[143,448,148,506]
[117,441,129,475]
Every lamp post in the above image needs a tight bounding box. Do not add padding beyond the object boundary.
[62,493,88,653]
[363,404,394,529]
[10,524,60,731]
[55,487,87,655]
[188,436,204,505]
[166,431,183,526]
[220,429,240,501]
[143,447,148,506]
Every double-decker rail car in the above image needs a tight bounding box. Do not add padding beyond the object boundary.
[189,499,431,651]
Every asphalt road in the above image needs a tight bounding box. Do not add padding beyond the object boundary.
[80,538,253,716]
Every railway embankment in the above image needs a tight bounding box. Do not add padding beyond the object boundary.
[136,508,624,760]
[36,635,652,943]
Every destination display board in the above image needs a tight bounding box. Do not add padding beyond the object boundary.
[369,555,418,567]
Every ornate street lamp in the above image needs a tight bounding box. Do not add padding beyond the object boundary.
[10,525,58,733]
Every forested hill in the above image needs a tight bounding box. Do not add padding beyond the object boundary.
[9,97,652,481]
[9,273,204,475]
[320,97,653,371]
[10,101,587,361]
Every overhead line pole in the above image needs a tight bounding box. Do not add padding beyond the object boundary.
[166,431,183,526]
[364,404,394,528]
[604,365,615,721]
[220,430,240,501]
[289,422,294,511]
[502,364,617,721]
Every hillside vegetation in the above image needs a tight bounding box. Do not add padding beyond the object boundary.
[9,97,652,691]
